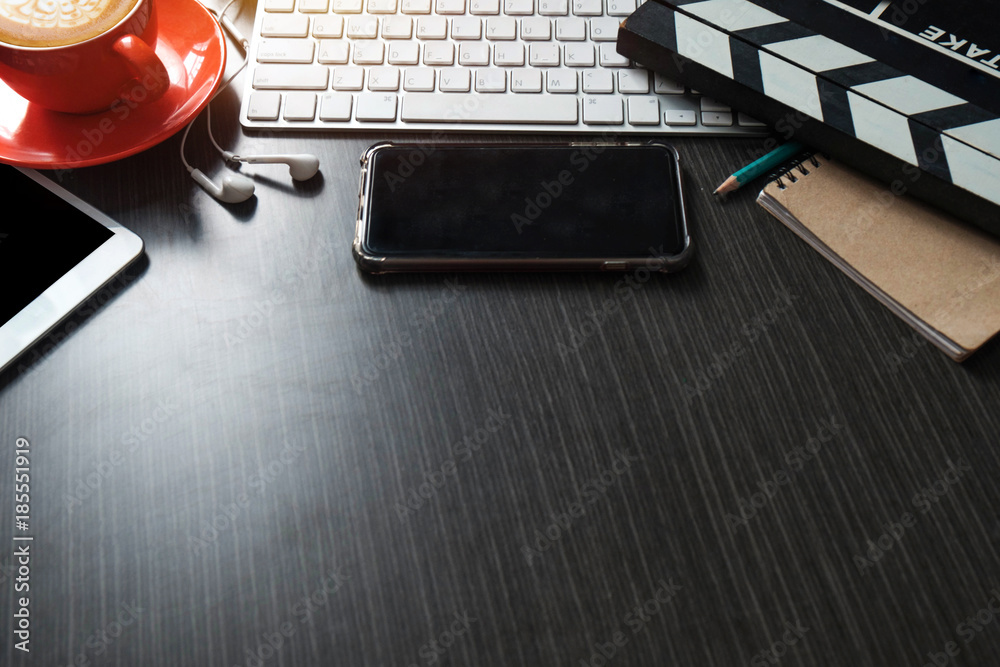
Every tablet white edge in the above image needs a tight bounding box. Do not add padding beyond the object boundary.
[0,168,145,375]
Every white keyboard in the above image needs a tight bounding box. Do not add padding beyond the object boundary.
[239,0,768,134]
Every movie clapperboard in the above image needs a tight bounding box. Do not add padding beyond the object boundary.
[618,0,1000,236]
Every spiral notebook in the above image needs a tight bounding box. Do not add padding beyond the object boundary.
[757,156,1000,361]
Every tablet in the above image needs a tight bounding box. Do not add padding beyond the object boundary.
[0,166,144,374]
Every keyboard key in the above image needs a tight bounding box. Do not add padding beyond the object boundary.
[653,73,684,94]
[582,96,622,124]
[401,0,431,11]
[382,16,413,38]
[437,0,465,12]
[459,42,490,65]
[247,91,281,120]
[738,113,767,128]
[423,42,455,64]
[347,15,379,38]
[555,17,585,40]
[520,17,551,40]
[563,43,593,66]
[617,69,648,94]
[589,17,618,41]
[387,41,420,64]
[475,69,506,91]
[582,69,612,93]
[319,92,353,120]
[485,17,516,39]
[264,0,294,12]
[283,92,317,120]
[332,66,365,89]
[403,67,436,90]
[510,68,542,92]
[401,93,577,122]
[546,69,577,93]
[664,109,696,125]
[261,15,309,37]
[627,97,659,125]
[538,0,567,15]
[702,111,733,126]
[469,0,500,12]
[494,43,524,66]
[299,0,329,11]
[700,97,730,112]
[254,64,328,89]
[606,0,635,15]
[368,0,397,11]
[439,67,472,91]
[318,39,350,63]
[368,67,400,90]
[353,41,385,64]
[451,17,482,39]
[417,16,448,38]
[504,0,532,14]
[333,0,363,11]
[257,39,315,63]
[313,15,344,37]
[529,43,559,66]
[571,0,601,15]
[357,93,398,120]
[598,43,629,67]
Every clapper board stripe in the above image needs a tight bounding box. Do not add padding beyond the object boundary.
[664,0,1000,206]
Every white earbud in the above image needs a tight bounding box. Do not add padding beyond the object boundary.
[224,152,320,181]
[189,168,255,203]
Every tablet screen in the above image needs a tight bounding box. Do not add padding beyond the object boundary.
[0,165,143,374]
[0,166,114,326]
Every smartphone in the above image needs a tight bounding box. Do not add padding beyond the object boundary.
[353,141,692,273]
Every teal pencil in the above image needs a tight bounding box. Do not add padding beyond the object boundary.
[713,141,806,196]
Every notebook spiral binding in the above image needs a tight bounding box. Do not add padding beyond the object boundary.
[767,154,825,190]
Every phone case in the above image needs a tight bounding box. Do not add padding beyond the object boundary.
[353,141,693,274]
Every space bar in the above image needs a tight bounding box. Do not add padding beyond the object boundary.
[401,94,578,124]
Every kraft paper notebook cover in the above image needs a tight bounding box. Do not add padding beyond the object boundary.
[757,156,1000,361]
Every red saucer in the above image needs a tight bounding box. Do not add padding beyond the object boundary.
[0,0,226,168]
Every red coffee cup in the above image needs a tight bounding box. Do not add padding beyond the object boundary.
[0,0,170,114]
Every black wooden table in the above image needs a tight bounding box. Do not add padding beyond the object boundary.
[3,31,1000,667]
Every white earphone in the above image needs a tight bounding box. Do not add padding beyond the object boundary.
[181,0,321,204]
[188,168,256,204]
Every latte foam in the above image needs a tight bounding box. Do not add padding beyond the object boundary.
[0,0,140,47]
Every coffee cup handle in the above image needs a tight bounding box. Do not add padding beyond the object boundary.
[112,34,170,105]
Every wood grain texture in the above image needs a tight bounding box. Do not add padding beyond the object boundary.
[3,30,1000,667]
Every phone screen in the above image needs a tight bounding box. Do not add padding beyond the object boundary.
[362,143,686,259]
